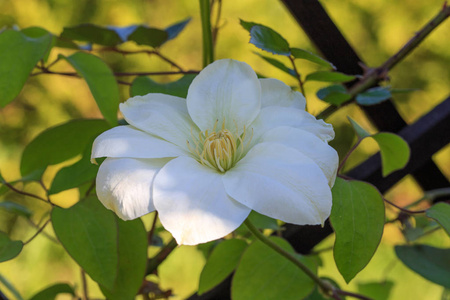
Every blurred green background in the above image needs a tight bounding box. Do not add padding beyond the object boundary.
[0,0,449,299]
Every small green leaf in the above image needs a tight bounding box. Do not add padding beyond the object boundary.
[131,74,196,98]
[305,71,355,83]
[247,211,279,230]
[100,218,148,300]
[20,119,109,178]
[426,203,450,237]
[232,237,316,300]
[330,178,385,283]
[371,132,410,177]
[0,29,52,106]
[357,281,394,300]
[0,231,23,262]
[347,116,371,139]
[395,245,450,288]
[316,85,351,106]
[198,239,247,295]
[29,283,74,300]
[64,52,119,126]
[240,20,290,56]
[254,52,296,78]
[165,18,191,40]
[61,24,124,46]
[127,26,168,48]
[52,197,118,289]
[0,201,32,218]
[49,142,99,195]
[356,86,391,106]
[290,48,335,69]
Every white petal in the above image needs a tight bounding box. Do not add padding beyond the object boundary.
[260,78,306,109]
[259,126,339,187]
[91,125,186,162]
[96,158,170,220]
[187,59,261,132]
[120,93,199,151]
[153,156,251,245]
[223,143,332,225]
[251,106,335,144]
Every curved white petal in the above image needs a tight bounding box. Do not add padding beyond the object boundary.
[260,78,306,109]
[153,156,251,245]
[91,125,187,162]
[120,93,199,151]
[259,126,339,187]
[96,158,170,220]
[187,59,261,132]
[223,143,332,225]
[251,106,335,144]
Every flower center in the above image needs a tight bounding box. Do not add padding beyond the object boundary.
[187,120,252,172]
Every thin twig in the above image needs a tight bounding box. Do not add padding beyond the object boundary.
[147,211,159,246]
[315,3,450,120]
[23,218,51,245]
[146,238,177,275]
[81,269,89,300]
[289,56,307,100]
[26,219,59,244]
[337,139,362,174]
[84,180,96,198]
[2,181,51,205]
[383,198,427,214]
[335,289,373,300]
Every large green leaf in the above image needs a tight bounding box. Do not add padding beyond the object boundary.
[52,197,118,289]
[240,20,290,56]
[426,202,450,237]
[371,132,410,177]
[305,71,355,83]
[20,119,109,178]
[0,29,52,106]
[330,178,385,283]
[395,245,450,288]
[100,218,148,300]
[198,239,247,295]
[290,48,335,69]
[232,237,316,300]
[0,231,23,262]
[49,141,99,195]
[130,74,196,98]
[29,283,74,300]
[64,52,119,125]
[356,86,391,106]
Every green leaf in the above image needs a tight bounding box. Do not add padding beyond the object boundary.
[357,281,394,300]
[165,18,191,40]
[61,24,124,46]
[240,20,290,55]
[232,237,316,300]
[131,74,196,98]
[253,52,296,78]
[247,210,279,230]
[316,85,351,106]
[29,283,74,300]
[390,88,420,94]
[395,245,450,289]
[52,197,118,289]
[198,239,247,295]
[127,26,168,48]
[0,273,24,300]
[64,52,119,125]
[290,48,335,69]
[49,141,99,195]
[426,203,450,237]
[305,277,341,300]
[330,178,385,283]
[305,71,355,83]
[20,27,54,62]
[0,201,32,218]
[371,132,410,177]
[0,29,52,107]
[100,218,148,300]
[0,231,23,262]
[356,86,391,106]
[20,119,109,178]
[347,116,371,139]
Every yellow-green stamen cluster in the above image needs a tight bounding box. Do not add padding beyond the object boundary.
[187,120,252,172]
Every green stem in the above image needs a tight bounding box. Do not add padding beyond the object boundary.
[146,238,177,275]
[199,0,214,67]
[243,219,332,295]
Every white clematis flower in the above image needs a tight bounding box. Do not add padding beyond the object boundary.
[91,59,338,245]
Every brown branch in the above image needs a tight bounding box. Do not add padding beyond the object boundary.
[23,218,51,245]
[147,211,159,245]
[1,180,52,205]
[316,3,450,119]
[146,238,177,275]
[383,198,427,214]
